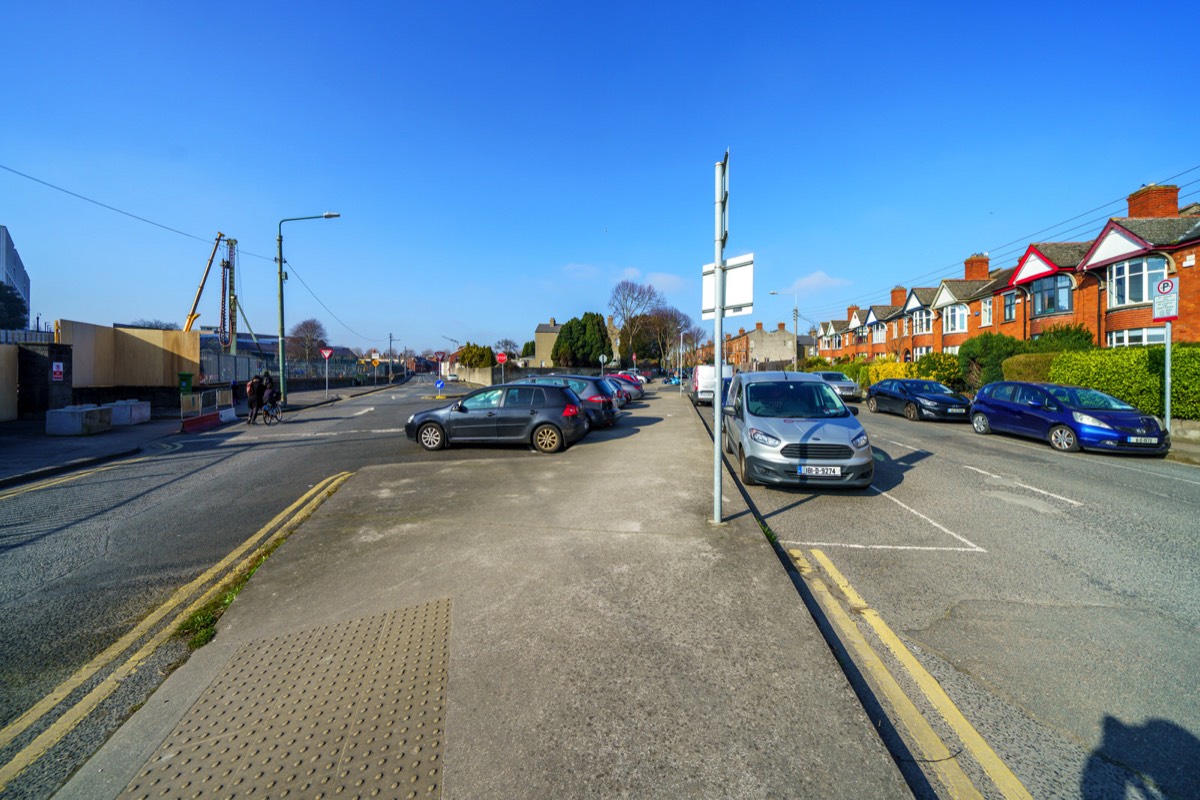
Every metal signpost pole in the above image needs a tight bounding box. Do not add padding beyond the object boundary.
[713,151,728,525]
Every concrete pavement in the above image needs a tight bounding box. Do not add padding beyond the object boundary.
[43,386,913,799]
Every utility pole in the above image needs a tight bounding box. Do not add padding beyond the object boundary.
[388,332,394,382]
[713,151,729,525]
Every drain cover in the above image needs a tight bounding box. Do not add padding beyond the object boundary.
[122,599,450,799]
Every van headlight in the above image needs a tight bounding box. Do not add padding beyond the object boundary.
[749,428,781,447]
[1072,412,1112,430]
[852,432,870,449]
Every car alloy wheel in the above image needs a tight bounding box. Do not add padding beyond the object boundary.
[739,450,757,486]
[532,424,563,453]
[971,413,990,434]
[866,397,878,413]
[904,402,919,421]
[1049,424,1081,452]
[418,422,445,451]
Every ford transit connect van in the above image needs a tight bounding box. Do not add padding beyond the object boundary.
[690,364,733,406]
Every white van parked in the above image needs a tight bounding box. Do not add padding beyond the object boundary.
[689,364,733,406]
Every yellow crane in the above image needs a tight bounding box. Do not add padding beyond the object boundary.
[184,233,225,332]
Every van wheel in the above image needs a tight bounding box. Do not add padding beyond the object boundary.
[739,451,758,486]
[1048,425,1080,452]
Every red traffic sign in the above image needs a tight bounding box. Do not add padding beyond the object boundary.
[320,348,333,360]
[496,352,508,364]
[434,351,446,361]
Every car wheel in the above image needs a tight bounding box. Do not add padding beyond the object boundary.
[866,397,878,413]
[1048,424,1081,452]
[739,450,758,486]
[722,430,733,455]
[971,412,991,434]
[417,422,445,451]
[904,402,919,421]
[532,424,563,453]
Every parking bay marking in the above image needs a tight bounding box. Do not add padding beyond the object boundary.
[962,465,1082,507]
[785,486,985,553]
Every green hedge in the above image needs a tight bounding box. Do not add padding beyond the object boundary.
[1003,353,1056,383]
[1045,345,1200,419]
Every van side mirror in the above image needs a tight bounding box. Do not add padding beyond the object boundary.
[723,405,734,416]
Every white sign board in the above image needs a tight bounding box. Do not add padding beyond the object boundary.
[1154,277,1179,322]
[701,252,755,320]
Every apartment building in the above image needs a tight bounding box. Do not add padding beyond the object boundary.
[817,185,1199,361]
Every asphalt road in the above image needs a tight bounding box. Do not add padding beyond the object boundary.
[706,399,1200,799]
[0,377,454,799]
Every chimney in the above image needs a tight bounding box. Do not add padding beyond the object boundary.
[847,305,859,322]
[755,322,763,331]
[891,286,907,306]
[1128,184,1180,218]
[549,317,556,326]
[964,253,990,281]
[738,327,745,336]
[778,322,786,331]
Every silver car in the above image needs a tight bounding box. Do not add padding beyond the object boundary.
[722,371,873,488]
[813,370,862,402]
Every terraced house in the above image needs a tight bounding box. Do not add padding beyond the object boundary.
[818,185,1200,361]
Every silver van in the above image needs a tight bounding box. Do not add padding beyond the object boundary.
[722,371,873,488]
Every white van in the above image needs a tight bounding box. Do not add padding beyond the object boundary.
[690,364,734,406]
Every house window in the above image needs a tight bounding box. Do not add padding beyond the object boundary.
[943,345,960,355]
[903,318,910,336]
[912,309,933,335]
[872,323,885,344]
[832,333,842,349]
[981,298,993,327]
[1108,256,1168,308]
[1031,274,1073,315]
[913,346,932,359]
[1107,327,1166,347]
[1003,292,1016,322]
[942,304,968,334]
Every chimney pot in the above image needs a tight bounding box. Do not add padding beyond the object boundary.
[1128,184,1180,218]
[755,322,763,331]
[778,322,786,331]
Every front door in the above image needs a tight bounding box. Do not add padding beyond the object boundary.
[447,388,502,440]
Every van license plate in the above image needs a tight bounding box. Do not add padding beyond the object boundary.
[801,466,840,476]
[1128,436,1157,444]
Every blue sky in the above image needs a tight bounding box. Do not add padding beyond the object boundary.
[4,2,1198,354]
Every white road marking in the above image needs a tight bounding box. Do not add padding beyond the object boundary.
[962,465,1083,507]
[353,407,374,416]
[875,437,928,453]
[868,486,985,551]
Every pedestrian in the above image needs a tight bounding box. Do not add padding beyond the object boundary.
[246,374,262,424]
[260,371,274,410]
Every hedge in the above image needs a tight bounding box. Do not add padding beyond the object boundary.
[1003,353,1056,383]
[1045,345,1200,419]
[866,360,915,385]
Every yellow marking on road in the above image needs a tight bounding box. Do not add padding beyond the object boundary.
[809,549,1033,800]
[0,472,354,792]
[787,549,983,799]
[0,458,152,500]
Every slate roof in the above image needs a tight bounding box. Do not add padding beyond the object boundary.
[1033,241,1092,268]
[1117,217,1200,246]
[910,288,938,307]
[1179,202,1200,217]
[988,267,1017,292]
[868,304,903,321]
[535,322,563,334]
[939,280,994,302]
[828,320,850,334]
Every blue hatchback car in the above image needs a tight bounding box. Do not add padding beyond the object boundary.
[969,381,1170,456]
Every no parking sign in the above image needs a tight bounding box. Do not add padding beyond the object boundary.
[1154,278,1179,322]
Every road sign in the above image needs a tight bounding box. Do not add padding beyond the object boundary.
[435,379,445,390]
[435,351,446,361]
[496,352,508,364]
[320,348,333,360]
[702,252,755,320]
[1154,277,1179,322]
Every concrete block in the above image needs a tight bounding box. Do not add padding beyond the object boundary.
[105,399,152,425]
[46,405,113,436]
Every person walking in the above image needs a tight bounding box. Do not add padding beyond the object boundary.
[246,374,262,424]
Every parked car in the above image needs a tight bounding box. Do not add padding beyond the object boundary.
[866,379,971,421]
[813,371,862,402]
[606,373,645,400]
[519,374,619,428]
[405,383,587,453]
[690,364,733,406]
[446,373,459,382]
[722,371,873,488]
[969,381,1170,455]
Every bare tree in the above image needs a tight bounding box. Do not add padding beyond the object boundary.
[129,318,181,330]
[644,307,691,369]
[494,338,519,357]
[608,280,663,362]
[287,318,328,376]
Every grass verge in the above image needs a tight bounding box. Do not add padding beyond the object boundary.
[176,539,284,649]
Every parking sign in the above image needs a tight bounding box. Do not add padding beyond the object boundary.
[1154,278,1179,322]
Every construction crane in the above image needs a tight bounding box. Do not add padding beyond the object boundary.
[184,233,225,332]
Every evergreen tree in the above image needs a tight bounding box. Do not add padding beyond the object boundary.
[0,283,29,329]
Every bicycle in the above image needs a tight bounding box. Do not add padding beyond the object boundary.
[262,399,283,425]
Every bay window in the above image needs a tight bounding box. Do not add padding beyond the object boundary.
[942,304,968,333]
[912,309,933,335]
[1108,256,1168,308]
[1031,274,1073,316]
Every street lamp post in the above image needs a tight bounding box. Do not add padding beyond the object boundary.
[770,290,799,370]
[277,212,340,404]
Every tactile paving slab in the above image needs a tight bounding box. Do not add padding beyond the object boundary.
[121,599,450,800]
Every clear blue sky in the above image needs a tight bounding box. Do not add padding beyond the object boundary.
[5,2,1198,354]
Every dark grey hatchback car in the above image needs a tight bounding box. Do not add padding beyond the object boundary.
[405,383,588,453]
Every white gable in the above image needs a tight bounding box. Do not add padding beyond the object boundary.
[931,284,958,310]
[1080,226,1146,269]
[849,310,863,328]
[903,292,927,313]
[1013,250,1056,285]
[863,309,880,325]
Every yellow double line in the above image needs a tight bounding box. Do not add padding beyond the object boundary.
[789,548,1032,800]
[0,471,354,792]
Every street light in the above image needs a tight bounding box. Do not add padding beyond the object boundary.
[770,290,799,370]
[277,212,340,404]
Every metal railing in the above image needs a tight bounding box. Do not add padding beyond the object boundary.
[180,388,232,422]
